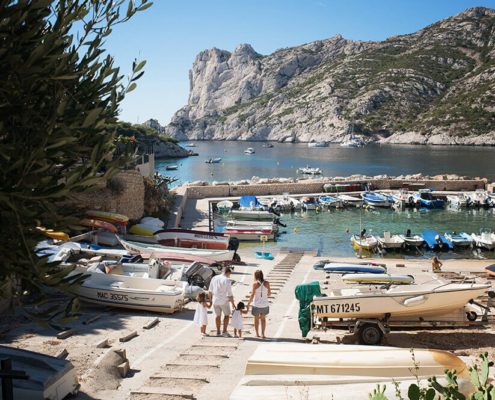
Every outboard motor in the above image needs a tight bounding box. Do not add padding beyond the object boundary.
[405,229,411,238]
[228,237,240,252]
[268,206,281,217]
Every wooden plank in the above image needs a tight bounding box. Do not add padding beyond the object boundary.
[96,338,111,348]
[55,348,68,359]
[119,331,138,343]
[117,360,130,378]
[56,329,76,340]
[83,314,101,325]
[143,318,160,330]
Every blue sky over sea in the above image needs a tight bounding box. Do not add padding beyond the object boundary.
[109,0,495,125]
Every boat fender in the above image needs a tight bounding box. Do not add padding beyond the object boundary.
[403,295,426,307]
[488,290,495,299]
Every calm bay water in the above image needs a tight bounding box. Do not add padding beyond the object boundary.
[156,141,495,187]
[217,207,495,259]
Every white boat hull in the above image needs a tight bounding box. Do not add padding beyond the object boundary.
[72,267,186,313]
[312,283,489,319]
[351,235,378,250]
[472,233,495,250]
[398,234,424,247]
[231,210,274,221]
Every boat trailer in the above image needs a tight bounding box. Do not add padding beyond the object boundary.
[309,298,494,345]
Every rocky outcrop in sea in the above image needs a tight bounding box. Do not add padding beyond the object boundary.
[162,7,495,145]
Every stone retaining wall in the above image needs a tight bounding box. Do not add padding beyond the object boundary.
[73,170,145,220]
[184,179,487,199]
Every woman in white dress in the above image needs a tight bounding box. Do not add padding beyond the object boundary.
[193,292,210,336]
[247,270,271,338]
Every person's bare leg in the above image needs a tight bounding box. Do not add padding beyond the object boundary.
[254,315,260,337]
[223,316,230,333]
[239,330,242,338]
[215,315,221,335]
[261,315,266,338]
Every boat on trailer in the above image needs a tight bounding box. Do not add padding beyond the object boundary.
[154,228,230,250]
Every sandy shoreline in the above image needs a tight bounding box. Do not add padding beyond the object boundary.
[1,250,494,399]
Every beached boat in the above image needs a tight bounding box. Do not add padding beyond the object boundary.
[318,195,342,208]
[216,200,233,213]
[351,234,378,251]
[312,281,490,319]
[231,209,275,221]
[205,157,222,164]
[155,229,230,250]
[471,230,495,250]
[337,194,363,207]
[422,230,453,250]
[223,228,276,241]
[397,233,425,247]
[307,141,328,148]
[413,189,445,208]
[297,166,322,175]
[444,232,473,247]
[362,192,390,207]
[301,196,319,211]
[80,218,118,233]
[70,264,186,313]
[377,231,405,249]
[129,223,158,236]
[447,194,471,208]
[468,189,493,207]
[0,345,79,400]
[86,210,129,225]
[230,344,470,400]
[117,238,234,262]
[323,263,386,274]
[342,273,414,284]
[244,147,255,154]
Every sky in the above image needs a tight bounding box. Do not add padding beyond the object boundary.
[107,0,495,125]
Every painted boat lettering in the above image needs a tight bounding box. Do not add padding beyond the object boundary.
[97,291,129,302]
[315,303,361,314]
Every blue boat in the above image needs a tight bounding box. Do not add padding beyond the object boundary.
[414,189,445,209]
[239,195,263,209]
[318,195,342,208]
[362,192,390,207]
[422,230,453,250]
[444,232,473,247]
[323,263,386,274]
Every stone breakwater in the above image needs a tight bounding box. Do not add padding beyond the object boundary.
[174,173,489,200]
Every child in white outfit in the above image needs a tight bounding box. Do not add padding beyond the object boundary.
[231,301,248,337]
[193,292,210,336]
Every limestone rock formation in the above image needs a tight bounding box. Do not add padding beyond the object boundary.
[164,7,495,145]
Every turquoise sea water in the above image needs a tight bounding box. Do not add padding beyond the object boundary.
[215,207,495,259]
[156,141,495,187]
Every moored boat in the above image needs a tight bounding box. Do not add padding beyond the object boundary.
[468,189,493,207]
[262,142,274,148]
[414,189,445,209]
[444,232,473,247]
[471,230,495,250]
[312,281,490,319]
[307,141,328,148]
[351,234,378,251]
[318,195,342,208]
[377,231,405,249]
[337,194,363,207]
[244,147,255,154]
[205,157,222,163]
[301,196,319,211]
[155,228,230,250]
[165,164,178,171]
[216,200,233,213]
[223,228,276,241]
[398,233,424,247]
[297,166,322,175]
[422,230,453,250]
[231,209,275,221]
[362,192,390,207]
[447,194,471,208]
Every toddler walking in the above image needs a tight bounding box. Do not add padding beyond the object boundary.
[231,301,248,338]
[193,292,210,336]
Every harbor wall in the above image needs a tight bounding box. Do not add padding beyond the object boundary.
[184,178,487,199]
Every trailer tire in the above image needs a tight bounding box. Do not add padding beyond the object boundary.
[358,323,383,345]
[466,311,478,321]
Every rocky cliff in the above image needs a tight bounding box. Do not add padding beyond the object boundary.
[164,7,495,145]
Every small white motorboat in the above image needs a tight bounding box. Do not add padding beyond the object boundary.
[362,192,390,207]
[226,220,278,232]
[337,194,363,207]
[312,281,490,319]
[0,345,79,400]
[70,263,186,313]
[468,189,493,207]
[342,273,414,285]
[447,194,471,208]
[377,231,405,249]
[154,228,230,250]
[205,157,222,164]
[351,234,378,251]
[231,209,275,221]
[262,143,274,148]
[307,141,328,148]
[398,232,425,247]
[297,166,322,175]
[216,200,233,213]
[318,195,342,208]
[244,147,255,154]
[301,196,319,211]
[471,230,495,250]
[165,165,178,171]
[223,227,276,241]
[268,194,301,211]
[340,136,364,148]
[185,142,196,147]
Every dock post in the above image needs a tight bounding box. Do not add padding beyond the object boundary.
[208,201,213,232]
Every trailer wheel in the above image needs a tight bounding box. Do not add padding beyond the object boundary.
[466,311,478,321]
[358,323,383,345]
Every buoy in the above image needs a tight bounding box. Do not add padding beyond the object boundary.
[294,228,299,233]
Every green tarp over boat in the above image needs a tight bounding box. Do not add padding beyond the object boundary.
[295,281,321,337]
